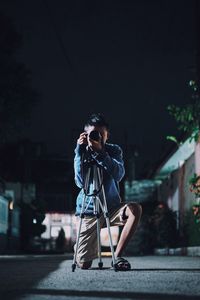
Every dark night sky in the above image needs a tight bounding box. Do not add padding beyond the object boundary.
[0,0,197,176]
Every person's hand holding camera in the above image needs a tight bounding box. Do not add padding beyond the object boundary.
[87,136,102,152]
[77,131,103,153]
[77,132,88,145]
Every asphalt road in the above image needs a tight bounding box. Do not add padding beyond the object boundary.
[0,254,200,300]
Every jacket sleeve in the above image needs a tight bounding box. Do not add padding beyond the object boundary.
[74,144,84,188]
[90,145,125,182]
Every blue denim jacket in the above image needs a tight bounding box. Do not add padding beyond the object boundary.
[74,143,125,216]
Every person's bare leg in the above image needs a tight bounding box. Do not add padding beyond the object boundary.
[115,203,142,258]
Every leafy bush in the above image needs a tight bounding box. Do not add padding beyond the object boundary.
[151,203,178,248]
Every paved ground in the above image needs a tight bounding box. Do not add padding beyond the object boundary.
[0,254,200,300]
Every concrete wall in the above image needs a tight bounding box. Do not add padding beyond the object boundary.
[156,152,196,231]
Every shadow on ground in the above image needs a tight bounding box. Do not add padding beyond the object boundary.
[0,255,70,300]
[3,288,200,300]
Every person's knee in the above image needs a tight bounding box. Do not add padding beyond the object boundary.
[78,261,92,269]
[127,203,142,218]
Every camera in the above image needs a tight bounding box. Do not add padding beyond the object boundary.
[88,130,102,142]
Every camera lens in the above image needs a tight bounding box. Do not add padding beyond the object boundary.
[88,130,101,141]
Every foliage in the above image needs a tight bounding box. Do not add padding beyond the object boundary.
[189,173,200,198]
[0,12,38,144]
[166,135,180,146]
[151,202,178,248]
[167,80,200,200]
[167,103,200,143]
[167,79,200,144]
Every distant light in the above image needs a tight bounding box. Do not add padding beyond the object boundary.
[158,204,164,209]
[178,160,184,167]
[189,80,195,86]
[9,201,14,210]
[33,219,37,224]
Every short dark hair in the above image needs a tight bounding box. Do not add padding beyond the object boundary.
[84,113,109,130]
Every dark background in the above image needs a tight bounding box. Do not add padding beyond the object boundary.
[0,0,197,178]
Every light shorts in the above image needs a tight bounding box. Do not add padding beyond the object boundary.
[74,203,129,263]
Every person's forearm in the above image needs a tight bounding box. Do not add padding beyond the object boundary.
[74,156,83,188]
[91,151,125,181]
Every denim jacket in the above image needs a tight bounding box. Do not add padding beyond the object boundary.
[74,143,125,216]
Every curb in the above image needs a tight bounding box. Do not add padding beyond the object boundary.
[154,246,200,256]
[0,253,73,260]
